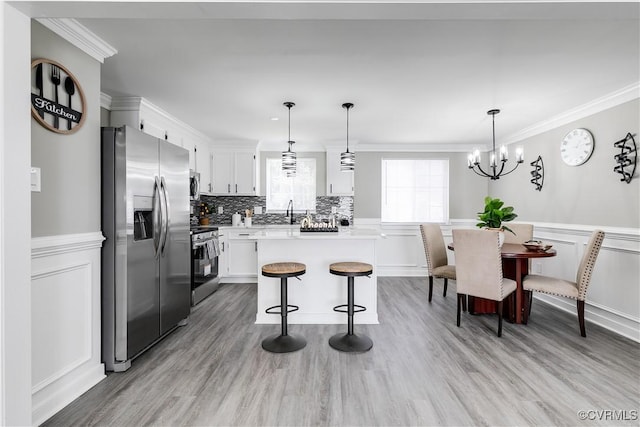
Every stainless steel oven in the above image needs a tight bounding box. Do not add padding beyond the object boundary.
[191,228,220,305]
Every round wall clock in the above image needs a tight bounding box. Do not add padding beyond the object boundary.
[560,128,594,166]
[30,58,86,135]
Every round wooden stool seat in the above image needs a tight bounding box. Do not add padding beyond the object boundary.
[262,262,306,278]
[329,261,373,353]
[261,262,306,353]
[329,262,373,277]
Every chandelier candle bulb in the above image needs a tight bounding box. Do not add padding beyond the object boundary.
[516,147,524,163]
[500,145,508,161]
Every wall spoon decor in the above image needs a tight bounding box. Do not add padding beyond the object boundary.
[613,132,637,184]
[530,155,544,191]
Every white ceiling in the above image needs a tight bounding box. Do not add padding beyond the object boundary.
[16,1,640,150]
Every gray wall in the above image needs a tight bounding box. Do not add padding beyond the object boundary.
[491,99,639,228]
[31,21,101,237]
[353,151,488,220]
[100,106,110,127]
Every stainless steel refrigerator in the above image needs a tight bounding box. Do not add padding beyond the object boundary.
[101,126,190,372]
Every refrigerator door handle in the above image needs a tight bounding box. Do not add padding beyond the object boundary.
[160,176,170,254]
[156,176,168,259]
[153,176,163,258]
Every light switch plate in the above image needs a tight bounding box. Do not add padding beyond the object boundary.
[254,206,263,215]
[31,167,41,192]
[217,206,223,214]
[331,206,337,214]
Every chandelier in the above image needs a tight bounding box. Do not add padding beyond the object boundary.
[282,101,296,177]
[468,109,523,180]
[341,102,355,171]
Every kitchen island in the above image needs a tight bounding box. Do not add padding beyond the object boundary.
[254,228,383,324]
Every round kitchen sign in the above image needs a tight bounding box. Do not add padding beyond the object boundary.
[31,58,86,134]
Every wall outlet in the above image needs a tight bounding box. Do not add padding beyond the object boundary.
[331,206,337,214]
[217,206,223,214]
[254,206,263,215]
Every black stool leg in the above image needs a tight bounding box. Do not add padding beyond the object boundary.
[262,276,306,353]
[347,276,355,336]
[329,275,373,353]
[281,277,288,337]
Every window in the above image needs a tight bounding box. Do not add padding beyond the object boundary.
[381,158,449,223]
[266,158,316,212]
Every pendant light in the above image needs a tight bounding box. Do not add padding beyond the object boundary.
[467,109,524,180]
[341,102,355,171]
[282,101,297,177]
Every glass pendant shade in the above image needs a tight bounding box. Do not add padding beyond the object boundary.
[340,150,355,171]
[341,102,355,171]
[282,101,297,176]
[282,141,297,177]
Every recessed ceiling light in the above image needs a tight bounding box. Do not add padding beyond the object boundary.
[270,117,279,121]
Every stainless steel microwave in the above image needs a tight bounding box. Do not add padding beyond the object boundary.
[190,170,200,200]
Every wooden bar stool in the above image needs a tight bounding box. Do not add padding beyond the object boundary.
[261,262,306,353]
[329,262,373,352]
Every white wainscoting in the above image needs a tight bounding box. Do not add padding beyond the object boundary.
[31,232,106,425]
[355,218,640,342]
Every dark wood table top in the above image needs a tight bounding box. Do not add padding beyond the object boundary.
[448,242,557,259]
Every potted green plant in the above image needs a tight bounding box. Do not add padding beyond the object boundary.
[476,196,518,235]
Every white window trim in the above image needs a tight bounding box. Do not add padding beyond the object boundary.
[380,157,450,224]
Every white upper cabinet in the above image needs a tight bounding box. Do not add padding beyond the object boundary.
[195,143,213,194]
[212,151,256,195]
[326,150,354,196]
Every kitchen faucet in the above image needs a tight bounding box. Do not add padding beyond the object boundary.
[286,199,294,224]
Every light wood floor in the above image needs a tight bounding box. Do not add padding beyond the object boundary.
[43,277,640,426]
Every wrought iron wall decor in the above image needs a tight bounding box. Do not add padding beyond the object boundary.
[530,155,544,191]
[613,132,637,184]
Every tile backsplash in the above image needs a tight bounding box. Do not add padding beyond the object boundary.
[192,195,353,226]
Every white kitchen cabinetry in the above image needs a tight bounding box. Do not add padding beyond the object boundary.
[227,239,258,277]
[217,232,228,279]
[219,227,261,282]
[212,151,256,195]
[195,144,213,194]
[326,150,354,195]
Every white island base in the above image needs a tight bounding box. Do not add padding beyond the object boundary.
[255,229,380,324]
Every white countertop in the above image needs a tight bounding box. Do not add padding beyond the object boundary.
[253,227,384,240]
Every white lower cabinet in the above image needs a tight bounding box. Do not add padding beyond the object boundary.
[227,239,258,277]
[219,227,261,282]
[218,233,228,279]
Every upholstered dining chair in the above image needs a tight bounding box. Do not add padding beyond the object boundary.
[523,230,605,337]
[504,223,534,245]
[452,229,517,337]
[420,224,457,303]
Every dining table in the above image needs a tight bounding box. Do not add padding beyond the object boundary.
[447,242,557,324]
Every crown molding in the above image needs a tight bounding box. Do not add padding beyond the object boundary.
[110,96,213,144]
[100,92,112,110]
[502,82,640,146]
[36,18,117,63]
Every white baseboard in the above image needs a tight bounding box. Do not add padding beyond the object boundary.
[534,294,640,343]
[32,363,105,426]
